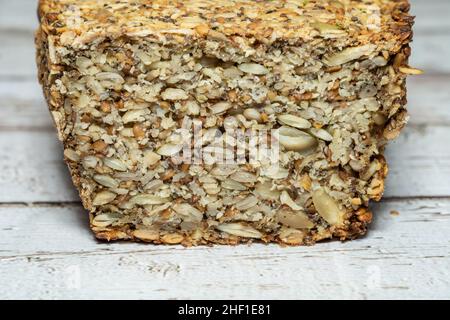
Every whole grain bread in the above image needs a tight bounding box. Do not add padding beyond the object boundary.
[36,0,417,245]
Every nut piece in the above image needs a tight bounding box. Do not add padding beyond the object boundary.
[312,189,344,226]
[277,126,317,152]
[92,140,108,153]
[216,223,262,239]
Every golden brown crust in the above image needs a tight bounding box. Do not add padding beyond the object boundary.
[38,0,413,50]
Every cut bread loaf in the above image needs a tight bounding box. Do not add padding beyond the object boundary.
[36,0,418,245]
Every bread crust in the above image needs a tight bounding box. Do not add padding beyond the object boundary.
[36,0,413,246]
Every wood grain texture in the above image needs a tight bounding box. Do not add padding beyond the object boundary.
[0,0,449,300]
[0,199,449,299]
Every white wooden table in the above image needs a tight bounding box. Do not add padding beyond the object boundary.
[1,0,449,300]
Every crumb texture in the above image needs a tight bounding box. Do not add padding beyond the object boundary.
[36,0,414,245]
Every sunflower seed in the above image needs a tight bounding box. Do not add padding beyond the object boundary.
[238,63,269,75]
[221,179,248,191]
[398,66,424,75]
[309,128,333,141]
[103,157,128,171]
[278,228,305,245]
[122,109,148,123]
[92,191,117,206]
[276,210,314,229]
[173,203,203,222]
[280,191,303,211]
[133,229,159,241]
[312,189,344,225]
[130,194,171,205]
[254,182,281,200]
[92,213,118,227]
[64,148,80,162]
[143,150,161,167]
[93,174,119,188]
[323,44,376,66]
[161,88,189,100]
[161,233,184,244]
[235,196,259,211]
[311,22,346,37]
[277,114,311,129]
[277,126,317,152]
[230,171,257,183]
[216,223,262,238]
[157,143,183,156]
[209,101,232,114]
[243,108,261,121]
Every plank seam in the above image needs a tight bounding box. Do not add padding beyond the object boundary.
[1,196,450,208]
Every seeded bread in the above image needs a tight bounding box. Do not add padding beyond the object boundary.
[36,0,417,246]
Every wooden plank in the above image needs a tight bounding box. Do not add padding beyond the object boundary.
[0,80,51,129]
[384,125,450,197]
[0,124,449,202]
[0,198,449,299]
[411,0,450,33]
[407,76,450,126]
[410,36,450,74]
[0,31,36,79]
[0,0,38,32]
[0,131,79,202]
